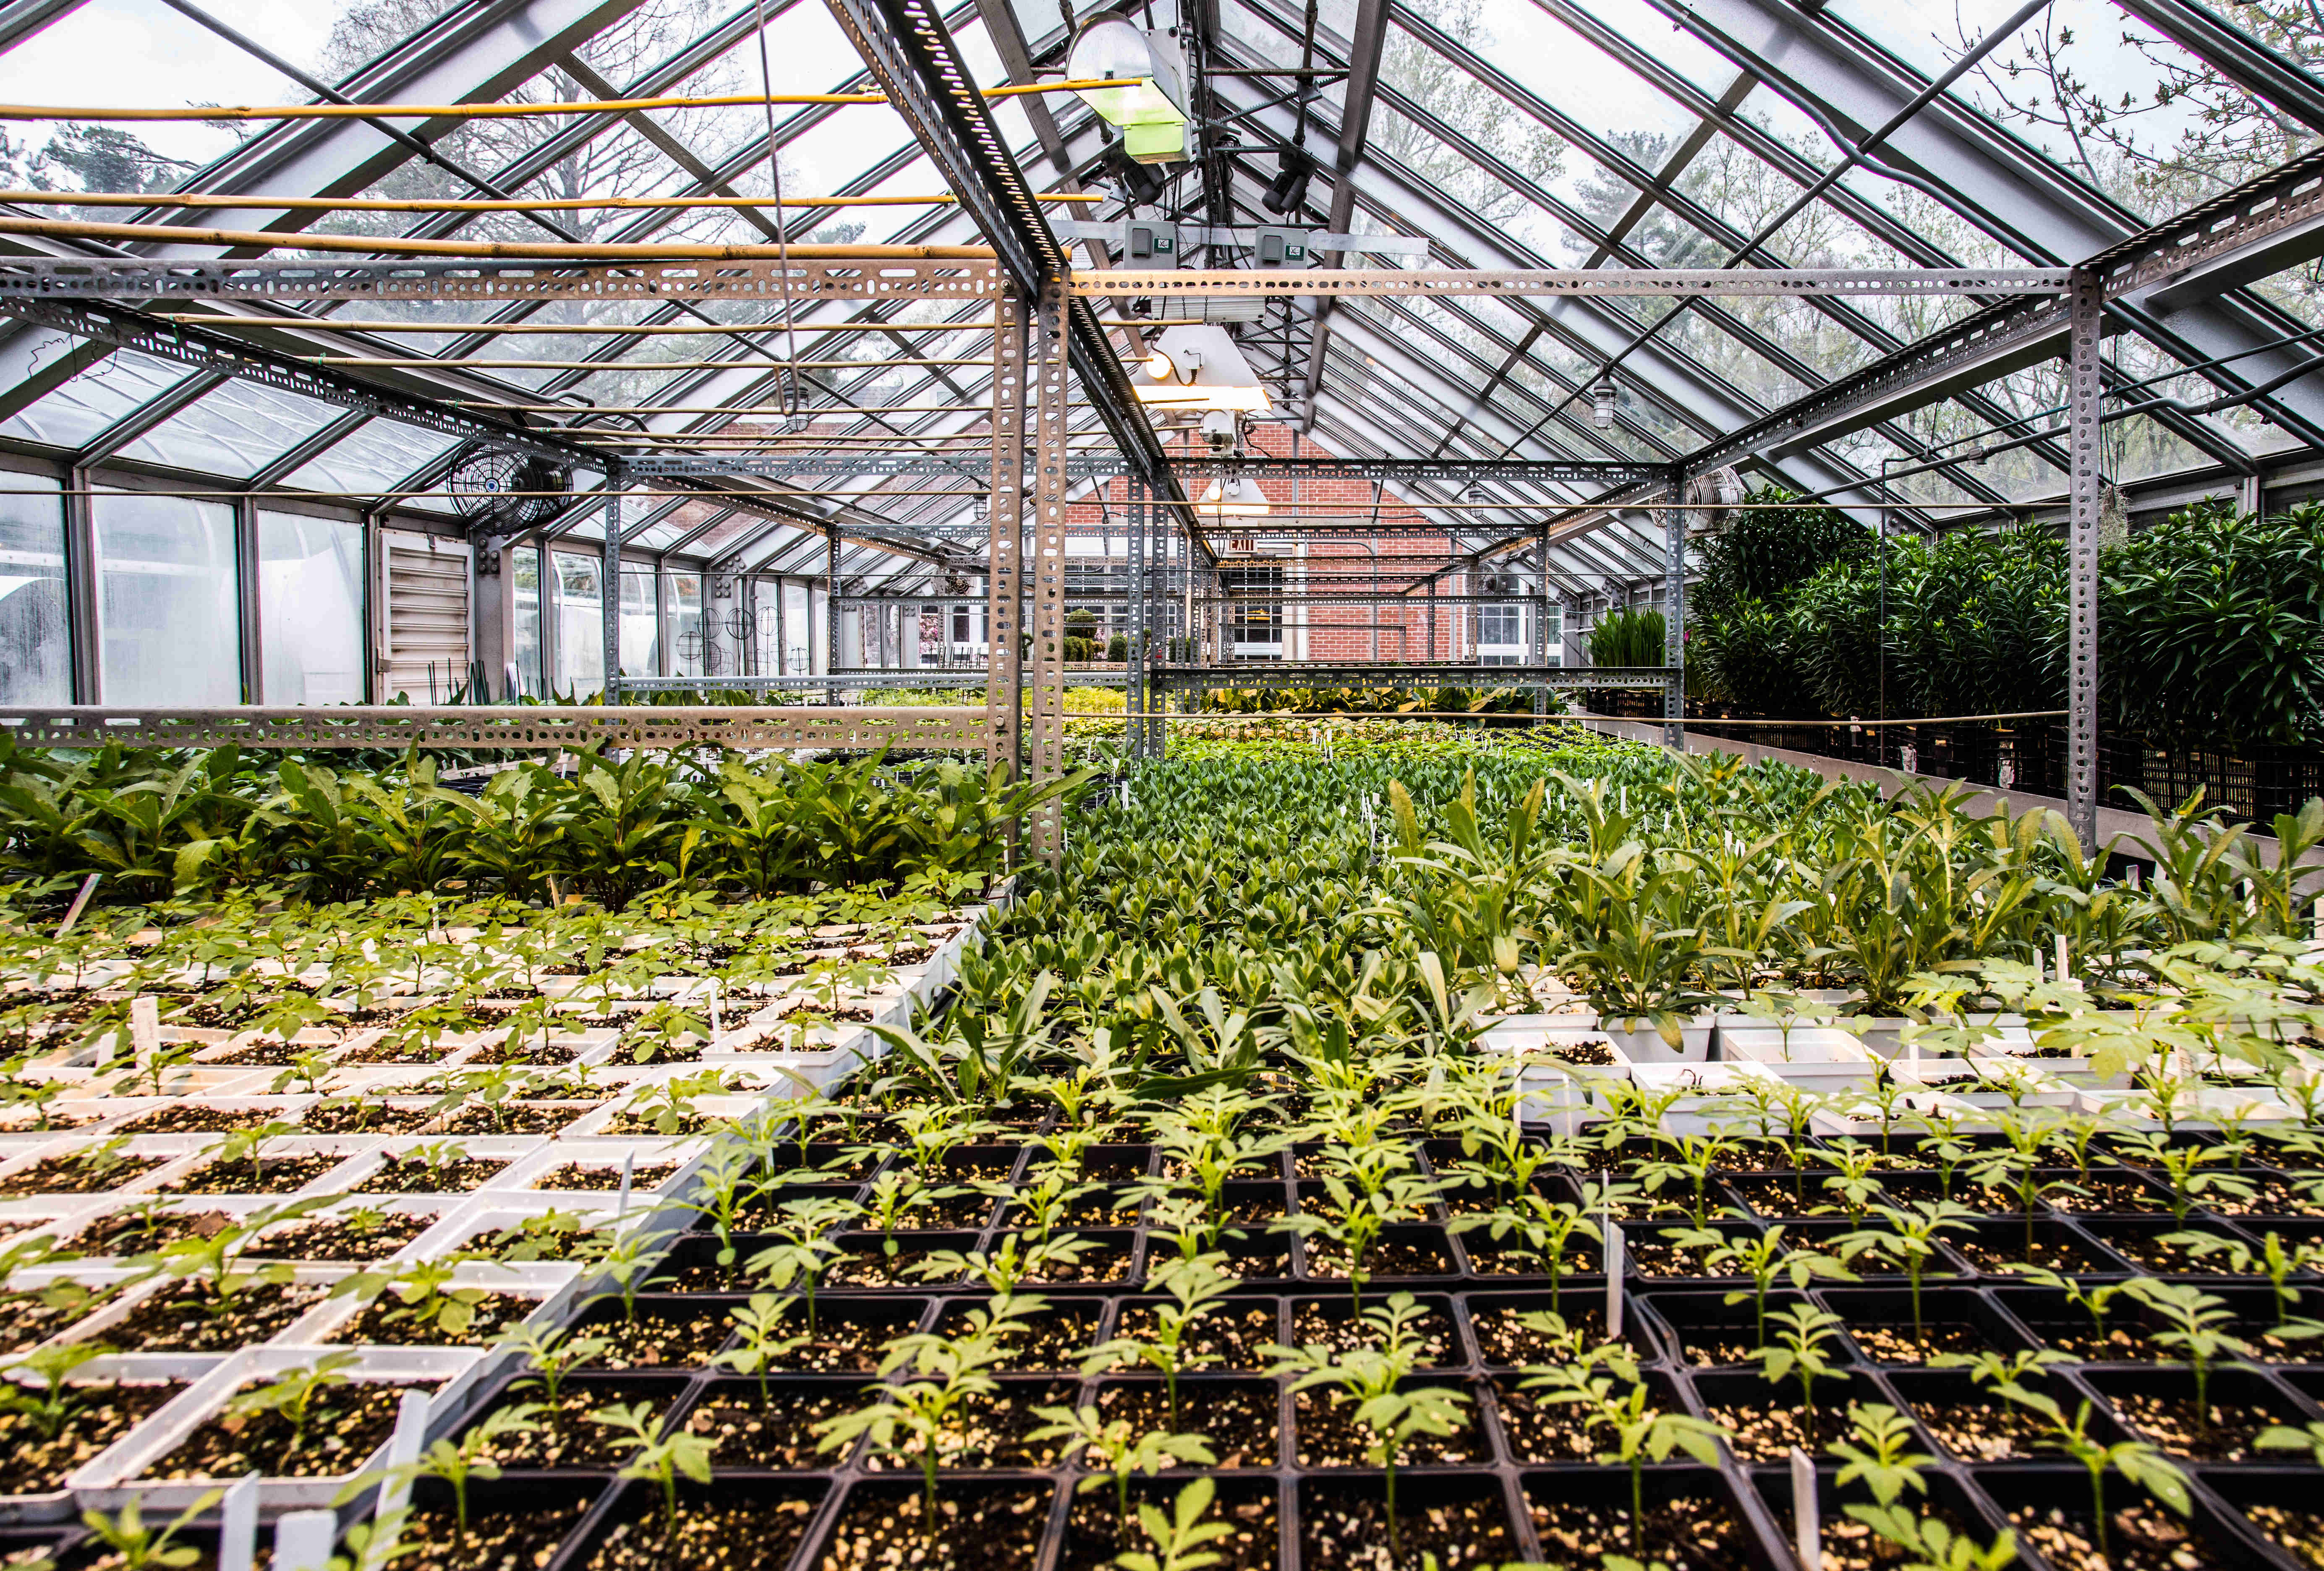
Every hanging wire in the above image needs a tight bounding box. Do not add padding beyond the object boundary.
[752,0,806,431]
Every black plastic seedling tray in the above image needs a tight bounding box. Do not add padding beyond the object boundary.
[382,1129,2324,1571]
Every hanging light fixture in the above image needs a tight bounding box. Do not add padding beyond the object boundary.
[1135,325,1271,412]
[1068,11,1190,164]
[1197,475,1271,517]
[1590,375,1618,430]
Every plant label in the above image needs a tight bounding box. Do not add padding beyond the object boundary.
[1605,1220,1624,1336]
[1789,1446,1818,1571]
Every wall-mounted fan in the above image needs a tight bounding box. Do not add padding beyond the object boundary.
[446,442,575,531]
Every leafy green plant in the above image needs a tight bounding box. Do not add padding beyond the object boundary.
[589,1400,714,1535]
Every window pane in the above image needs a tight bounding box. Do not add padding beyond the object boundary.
[552,551,604,697]
[95,491,238,705]
[0,479,69,703]
[257,511,364,707]
[619,564,658,679]
[512,549,544,699]
[664,574,705,677]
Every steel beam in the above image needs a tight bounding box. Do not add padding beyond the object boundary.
[988,292,1027,799]
[1028,277,1069,865]
[1298,0,1391,428]
[2067,269,2102,853]
[0,704,989,752]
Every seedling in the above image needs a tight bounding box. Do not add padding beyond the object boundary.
[711,1293,811,1410]
[2006,1266,2138,1354]
[225,1352,361,1448]
[1993,1382,2191,1559]
[268,1048,335,1097]
[1083,1253,1237,1429]
[743,1195,862,1330]
[2115,1131,2256,1223]
[1115,1477,1237,1571]
[1026,1404,1215,1532]
[361,1404,541,1532]
[1755,1303,1846,1436]
[2123,1277,2255,1417]
[0,1340,110,1441]
[2159,1229,2324,1325]
[330,1258,491,1339]
[134,1195,331,1315]
[487,1323,606,1420]
[1568,1370,1728,1553]
[1267,1292,1469,1561]
[1827,1401,1933,1508]
[77,1491,220,1571]
[2256,1420,2324,1466]
[590,1400,714,1535]
[1684,1225,1856,1345]
[1450,1195,1600,1311]
[1832,1201,1977,1347]
[214,1119,301,1187]
[813,1313,1011,1527]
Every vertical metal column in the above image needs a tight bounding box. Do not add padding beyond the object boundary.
[824,525,841,705]
[2067,267,2103,853]
[602,485,620,704]
[988,292,1028,788]
[1028,278,1070,865]
[1663,481,1686,751]
[1126,475,1147,762]
[1532,522,1550,720]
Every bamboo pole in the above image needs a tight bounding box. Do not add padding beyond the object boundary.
[0,190,1101,212]
[0,80,1141,121]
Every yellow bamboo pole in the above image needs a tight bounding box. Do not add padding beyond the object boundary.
[0,190,1101,212]
[0,79,1139,121]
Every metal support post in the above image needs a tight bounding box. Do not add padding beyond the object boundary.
[824,526,841,706]
[1127,475,1147,762]
[2067,267,2103,853]
[1663,480,1686,751]
[988,292,1028,791]
[602,486,620,704]
[1028,277,1069,865]
[1533,522,1550,720]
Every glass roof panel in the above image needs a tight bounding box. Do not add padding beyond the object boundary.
[284,421,463,497]
[113,379,344,477]
[0,352,197,451]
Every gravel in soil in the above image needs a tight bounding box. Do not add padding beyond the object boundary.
[1494,1380,1602,1461]
[160,1155,343,1195]
[2023,1324,2170,1361]
[581,1495,819,1571]
[1785,1501,1988,1571]
[1953,1233,2112,1273]
[1703,1401,1846,1461]
[1464,1244,1600,1278]
[686,1387,848,1469]
[2243,1504,2324,1564]
[2044,1176,2169,1213]
[2007,1503,2226,1571]
[438,1105,589,1136]
[1911,1398,2079,1461]
[146,1379,426,1478]
[578,1308,734,1370]
[931,1305,1099,1372]
[297,1103,434,1135]
[1110,1302,1278,1372]
[739,1311,902,1374]
[0,1156,167,1196]
[2081,1230,2236,1273]
[857,1381,1078,1472]
[0,1293,102,1354]
[813,1486,1050,1571]
[1664,1327,1777,1367]
[116,1106,280,1135]
[2193,1177,2324,1217]
[1472,1303,1607,1365]
[2105,1392,2282,1460]
[462,1386,674,1467]
[1299,1485,1516,1571]
[1294,1386,1483,1466]
[327,1291,530,1346]
[532,1161,679,1192]
[1844,1322,1995,1364]
[65,1207,233,1257]
[0,1381,183,1494]
[1302,1239,1455,1278]
[1063,1487,1275,1571]
[1289,1301,1457,1365]
[252,1211,431,1262]
[1627,1237,1741,1278]
[824,1247,950,1289]
[1528,1492,1755,1571]
[1091,1381,1277,1467]
[107,1281,323,1352]
[391,1497,593,1571]
[354,1156,507,1194]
